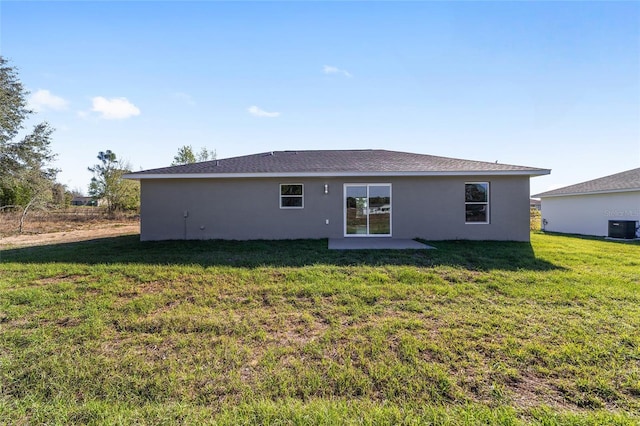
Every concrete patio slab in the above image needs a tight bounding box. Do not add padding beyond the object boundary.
[328,238,435,250]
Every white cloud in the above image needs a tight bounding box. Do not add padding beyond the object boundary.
[29,89,68,112]
[323,65,352,78]
[247,105,280,118]
[90,96,141,120]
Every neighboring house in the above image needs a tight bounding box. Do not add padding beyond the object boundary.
[124,150,549,242]
[533,168,640,238]
[71,196,101,207]
[530,198,541,211]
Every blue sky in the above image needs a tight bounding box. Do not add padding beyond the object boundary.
[2,1,638,196]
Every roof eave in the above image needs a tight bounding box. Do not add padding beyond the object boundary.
[124,169,550,180]
[534,187,640,198]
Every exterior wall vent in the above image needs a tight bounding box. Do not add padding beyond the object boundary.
[608,220,637,239]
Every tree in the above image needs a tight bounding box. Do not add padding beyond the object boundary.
[197,146,216,162]
[51,182,67,207]
[0,56,59,232]
[172,145,196,165]
[70,186,85,197]
[88,150,139,212]
[172,145,216,165]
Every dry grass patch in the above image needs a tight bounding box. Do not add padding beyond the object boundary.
[0,208,138,235]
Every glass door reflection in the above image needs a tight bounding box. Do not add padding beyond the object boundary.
[345,184,391,236]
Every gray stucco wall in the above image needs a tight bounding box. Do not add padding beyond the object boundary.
[139,175,531,241]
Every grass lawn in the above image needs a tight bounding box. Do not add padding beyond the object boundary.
[1,233,639,425]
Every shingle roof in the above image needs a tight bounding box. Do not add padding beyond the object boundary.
[533,167,640,198]
[125,150,549,178]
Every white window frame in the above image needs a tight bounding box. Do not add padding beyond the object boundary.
[343,183,392,237]
[465,182,490,224]
[280,183,304,209]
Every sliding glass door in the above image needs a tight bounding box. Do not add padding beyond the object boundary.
[344,184,391,236]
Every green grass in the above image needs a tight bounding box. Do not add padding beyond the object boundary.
[1,233,639,425]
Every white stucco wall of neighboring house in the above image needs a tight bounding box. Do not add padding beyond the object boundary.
[540,191,640,237]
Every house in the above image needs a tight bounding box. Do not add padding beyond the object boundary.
[530,198,541,211]
[533,167,640,238]
[124,150,549,242]
[71,196,100,207]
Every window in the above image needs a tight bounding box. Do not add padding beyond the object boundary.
[465,182,489,224]
[344,184,391,236]
[280,184,303,208]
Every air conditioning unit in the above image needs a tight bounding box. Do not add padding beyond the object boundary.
[608,220,637,239]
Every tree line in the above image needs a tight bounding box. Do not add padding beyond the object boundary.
[0,56,215,232]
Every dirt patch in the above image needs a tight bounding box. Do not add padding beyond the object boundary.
[0,223,139,248]
[510,372,573,411]
[269,311,329,346]
[33,274,89,286]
